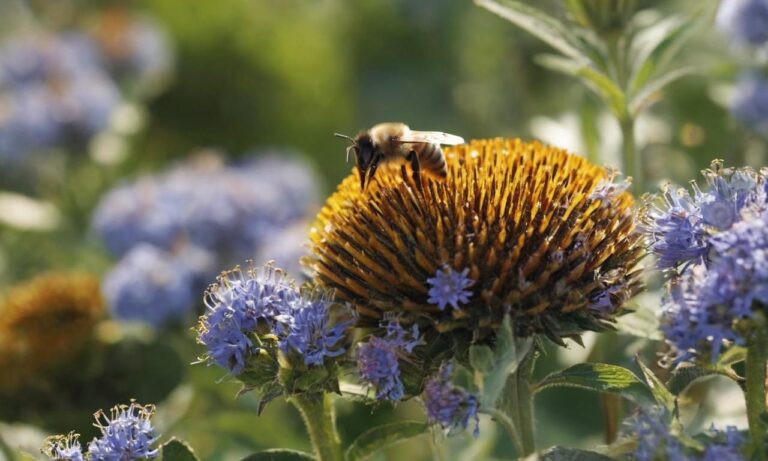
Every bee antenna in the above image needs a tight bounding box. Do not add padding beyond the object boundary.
[334,132,356,144]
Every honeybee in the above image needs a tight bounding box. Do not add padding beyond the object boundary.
[334,122,465,190]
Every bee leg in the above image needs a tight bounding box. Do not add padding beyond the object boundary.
[366,153,383,188]
[406,151,423,192]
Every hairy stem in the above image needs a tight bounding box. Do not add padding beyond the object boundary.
[745,314,768,459]
[290,393,343,461]
[500,350,537,457]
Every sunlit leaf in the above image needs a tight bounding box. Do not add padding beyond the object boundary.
[474,0,590,63]
[629,66,700,115]
[345,421,429,461]
[535,54,627,119]
[636,357,675,410]
[533,362,654,406]
[629,15,697,95]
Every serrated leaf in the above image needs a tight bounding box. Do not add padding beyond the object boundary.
[666,364,742,395]
[535,54,626,119]
[636,357,675,410]
[162,439,199,461]
[474,0,590,63]
[533,363,654,406]
[241,449,316,461]
[629,16,697,94]
[345,421,428,461]
[539,446,615,461]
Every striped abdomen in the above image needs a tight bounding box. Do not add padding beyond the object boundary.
[414,143,447,179]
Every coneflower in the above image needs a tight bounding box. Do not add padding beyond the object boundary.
[307,138,644,345]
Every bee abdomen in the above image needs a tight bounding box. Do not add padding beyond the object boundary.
[417,143,447,179]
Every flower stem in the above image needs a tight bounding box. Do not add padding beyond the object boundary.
[745,313,768,459]
[500,350,537,457]
[620,117,641,195]
[290,393,343,461]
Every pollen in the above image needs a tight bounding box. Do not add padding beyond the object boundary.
[307,138,644,343]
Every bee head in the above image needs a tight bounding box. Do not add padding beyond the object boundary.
[335,131,376,189]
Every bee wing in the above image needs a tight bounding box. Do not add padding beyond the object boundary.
[396,131,465,145]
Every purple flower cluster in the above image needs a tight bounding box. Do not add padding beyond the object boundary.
[197,264,351,375]
[426,265,473,311]
[43,403,158,461]
[627,407,746,461]
[644,163,768,363]
[0,32,120,160]
[731,73,768,138]
[95,153,319,328]
[357,320,423,401]
[422,363,479,436]
[717,0,768,47]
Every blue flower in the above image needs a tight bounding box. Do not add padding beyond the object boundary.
[357,320,423,401]
[276,291,353,366]
[702,426,746,461]
[426,265,473,311]
[0,31,120,160]
[732,73,768,138]
[43,432,84,461]
[102,244,202,328]
[87,402,158,461]
[628,407,692,461]
[422,363,479,436]
[717,0,768,47]
[197,264,298,375]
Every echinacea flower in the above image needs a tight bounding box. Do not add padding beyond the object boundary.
[422,363,479,436]
[87,402,158,461]
[308,138,644,344]
[0,272,103,391]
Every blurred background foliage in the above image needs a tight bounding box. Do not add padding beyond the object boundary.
[0,0,762,460]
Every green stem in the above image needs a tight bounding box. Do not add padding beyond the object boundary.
[745,315,768,459]
[620,117,641,195]
[290,393,343,461]
[479,408,522,453]
[500,350,537,457]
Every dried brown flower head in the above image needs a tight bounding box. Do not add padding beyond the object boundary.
[0,272,103,391]
[307,138,644,343]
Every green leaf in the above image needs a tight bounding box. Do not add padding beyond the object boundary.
[474,0,590,63]
[162,439,199,461]
[344,421,429,461]
[666,364,742,395]
[636,357,675,410]
[475,315,534,408]
[241,449,316,461]
[719,346,748,367]
[535,54,627,119]
[539,446,616,461]
[533,362,654,406]
[614,294,663,340]
[629,16,697,95]
[629,66,699,115]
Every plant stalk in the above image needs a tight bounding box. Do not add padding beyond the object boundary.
[290,393,343,461]
[500,350,537,457]
[745,314,768,459]
[620,117,641,195]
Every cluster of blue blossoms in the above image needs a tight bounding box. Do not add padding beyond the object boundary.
[644,162,768,363]
[423,363,480,437]
[629,407,746,461]
[94,153,319,328]
[0,32,120,160]
[43,402,158,461]
[357,320,423,400]
[197,264,352,375]
[716,0,768,137]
